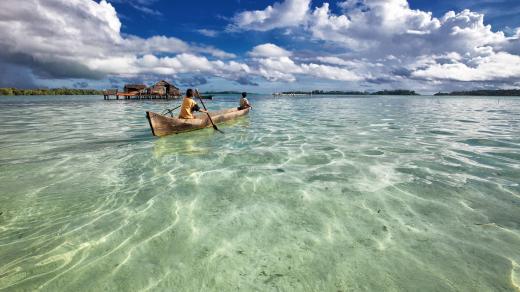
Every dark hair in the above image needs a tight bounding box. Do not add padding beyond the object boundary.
[241,92,247,97]
[186,88,193,97]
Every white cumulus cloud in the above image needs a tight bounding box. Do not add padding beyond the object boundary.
[231,0,311,31]
[0,0,241,83]
[250,44,362,82]
[2,0,520,90]
[196,29,219,37]
[249,43,292,58]
[233,0,520,86]
[412,52,520,81]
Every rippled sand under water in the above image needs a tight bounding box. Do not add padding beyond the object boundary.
[0,95,519,291]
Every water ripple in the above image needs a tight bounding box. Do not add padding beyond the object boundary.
[0,95,519,291]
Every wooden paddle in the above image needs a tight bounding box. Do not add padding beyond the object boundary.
[162,104,181,117]
[195,89,223,134]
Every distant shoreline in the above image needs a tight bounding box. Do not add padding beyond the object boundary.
[274,89,520,96]
[0,88,103,96]
[2,88,519,97]
[0,88,249,96]
[434,89,520,96]
[202,91,244,95]
[274,90,419,96]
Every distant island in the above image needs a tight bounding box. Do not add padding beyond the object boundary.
[4,87,518,97]
[371,90,419,96]
[276,90,367,95]
[202,91,244,95]
[275,89,419,96]
[434,89,520,96]
[0,88,103,96]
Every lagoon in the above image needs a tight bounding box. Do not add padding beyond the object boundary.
[0,95,519,291]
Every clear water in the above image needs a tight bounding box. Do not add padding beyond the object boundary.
[0,95,519,291]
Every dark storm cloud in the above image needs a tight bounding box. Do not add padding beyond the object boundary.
[73,81,89,88]
[235,76,259,86]
[0,52,105,81]
[178,76,209,87]
[0,62,38,88]
[391,68,412,78]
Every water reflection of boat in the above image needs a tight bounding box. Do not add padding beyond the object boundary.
[153,133,212,157]
[151,116,251,158]
[146,108,250,137]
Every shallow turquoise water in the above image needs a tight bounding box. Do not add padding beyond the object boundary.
[0,95,519,291]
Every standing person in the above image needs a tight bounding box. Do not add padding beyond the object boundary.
[238,92,252,110]
[179,88,207,119]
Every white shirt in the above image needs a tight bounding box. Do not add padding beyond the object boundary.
[240,97,249,108]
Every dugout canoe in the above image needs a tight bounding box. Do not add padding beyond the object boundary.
[146,107,250,137]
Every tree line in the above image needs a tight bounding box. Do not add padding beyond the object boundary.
[0,88,103,96]
[281,89,419,95]
[434,89,520,96]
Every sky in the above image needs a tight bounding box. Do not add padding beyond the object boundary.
[0,0,519,94]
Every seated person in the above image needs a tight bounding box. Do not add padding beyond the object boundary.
[179,88,207,119]
[238,92,252,110]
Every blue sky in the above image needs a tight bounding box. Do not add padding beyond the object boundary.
[115,1,520,36]
[1,0,520,93]
[114,0,520,56]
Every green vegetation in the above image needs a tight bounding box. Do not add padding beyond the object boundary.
[280,90,367,95]
[202,91,243,95]
[0,88,103,96]
[371,90,419,96]
[279,89,419,95]
[434,89,520,96]
[311,90,368,95]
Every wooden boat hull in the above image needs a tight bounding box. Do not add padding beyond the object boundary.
[146,108,250,137]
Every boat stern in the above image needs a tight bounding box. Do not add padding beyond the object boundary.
[145,111,157,136]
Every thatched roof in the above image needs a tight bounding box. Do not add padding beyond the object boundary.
[124,84,146,89]
[154,80,179,89]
